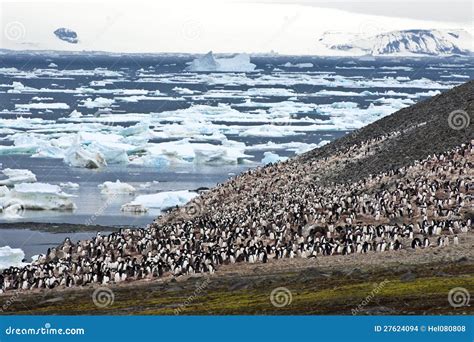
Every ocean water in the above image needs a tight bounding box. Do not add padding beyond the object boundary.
[0,53,472,256]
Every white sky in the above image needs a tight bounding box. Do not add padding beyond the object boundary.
[0,0,472,54]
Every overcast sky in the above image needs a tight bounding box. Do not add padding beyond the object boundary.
[1,0,472,54]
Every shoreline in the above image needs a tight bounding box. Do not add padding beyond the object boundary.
[0,222,138,234]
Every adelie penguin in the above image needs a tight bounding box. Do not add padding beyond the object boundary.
[411,238,422,249]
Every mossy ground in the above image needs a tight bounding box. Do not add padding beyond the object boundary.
[2,261,472,315]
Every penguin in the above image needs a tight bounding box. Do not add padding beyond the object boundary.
[411,238,422,249]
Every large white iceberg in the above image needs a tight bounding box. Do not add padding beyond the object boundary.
[186,52,256,72]
[121,190,197,213]
[64,145,107,169]
[261,152,288,164]
[131,139,250,166]
[0,182,76,218]
[9,183,76,210]
[0,168,37,186]
[0,246,26,269]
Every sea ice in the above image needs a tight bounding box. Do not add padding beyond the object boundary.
[0,169,37,187]
[99,180,136,195]
[64,145,107,169]
[261,152,288,164]
[0,182,76,214]
[121,190,198,213]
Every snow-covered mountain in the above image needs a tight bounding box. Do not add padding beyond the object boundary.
[319,29,473,56]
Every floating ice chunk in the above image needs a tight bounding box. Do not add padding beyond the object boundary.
[121,190,197,212]
[134,139,250,166]
[87,141,130,165]
[130,154,171,168]
[15,103,70,110]
[0,246,26,269]
[59,182,80,189]
[69,109,82,118]
[99,180,136,195]
[282,62,314,68]
[186,51,256,72]
[7,182,76,211]
[120,121,150,137]
[120,203,148,213]
[64,145,107,169]
[33,144,65,159]
[0,168,37,187]
[80,97,114,108]
[0,145,38,155]
[239,125,304,138]
[172,87,196,95]
[48,62,58,68]
[261,152,288,164]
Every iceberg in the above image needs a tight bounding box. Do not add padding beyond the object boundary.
[64,145,107,169]
[69,109,83,118]
[0,168,37,186]
[282,62,314,68]
[59,182,80,189]
[261,152,288,164]
[121,190,198,213]
[99,180,136,195]
[0,246,26,269]
[186,52,256,72]
[87,141,130,165]
[132,139,250,166]
[80,97,114,108]
[0,182,76,214]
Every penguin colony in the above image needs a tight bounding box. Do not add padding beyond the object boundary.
[1,138,472,292]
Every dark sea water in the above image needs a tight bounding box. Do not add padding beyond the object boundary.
[0,52,472,257]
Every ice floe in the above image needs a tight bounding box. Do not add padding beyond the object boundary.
[0,182,76,218]
[0,169,37,186]
[99,180,136,195]
[121,190,198,213]
[282,62,314,68]
[261,152,288,164]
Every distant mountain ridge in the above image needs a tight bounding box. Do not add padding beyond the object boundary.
[320,29,473,56]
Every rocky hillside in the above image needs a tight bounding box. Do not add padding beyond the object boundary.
[300,80,473,184]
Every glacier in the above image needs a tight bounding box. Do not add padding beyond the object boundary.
[320,29,473,56]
